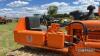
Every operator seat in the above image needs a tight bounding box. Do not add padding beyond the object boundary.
[25,17,47,31]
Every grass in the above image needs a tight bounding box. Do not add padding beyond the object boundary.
[0,21,21,56]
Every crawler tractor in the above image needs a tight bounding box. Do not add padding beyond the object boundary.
[0,16,12,24]
[14,16,100,56]
[0,16,7,24]
[14,5,100,56]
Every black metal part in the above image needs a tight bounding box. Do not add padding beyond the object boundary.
[70,5,95,20]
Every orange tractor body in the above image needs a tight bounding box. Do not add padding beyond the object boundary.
[14,17,68,53]
[14,17,100,56]
[66,20,100,56]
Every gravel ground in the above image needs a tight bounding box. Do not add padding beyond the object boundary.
[7,46,69,56]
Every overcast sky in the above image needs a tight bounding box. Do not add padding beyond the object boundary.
[0,0,100,17]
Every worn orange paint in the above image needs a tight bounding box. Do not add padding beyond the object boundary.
[47,32,65,49]
[14,17,100,56]
[66,20,100,56]
[14,17,69,53]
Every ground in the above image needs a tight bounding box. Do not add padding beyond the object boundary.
[0,21,21,56]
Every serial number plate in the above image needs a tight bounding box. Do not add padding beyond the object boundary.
[77,48,100,52]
